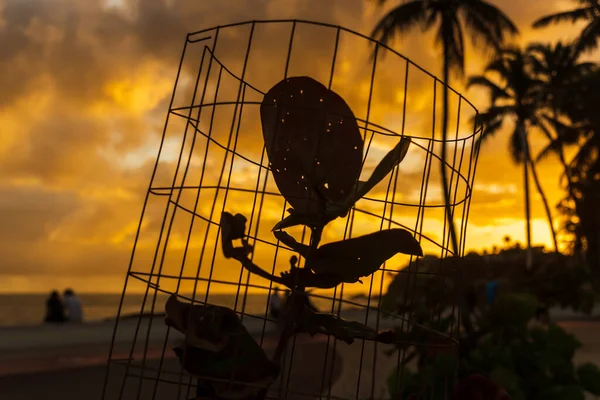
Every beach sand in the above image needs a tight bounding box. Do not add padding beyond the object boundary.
[1,312,600,400]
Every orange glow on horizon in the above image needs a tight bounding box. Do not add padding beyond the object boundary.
[0,0,592,294]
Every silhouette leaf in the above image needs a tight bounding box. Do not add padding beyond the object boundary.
[260,76,363,215]
[272,230,309,256]
[166,295,279,399]
[221,212,252,259]
[271,208,330,231]
[309,229,422,282]
[297,308,399,345]
[328,136,412,216]
[349,136,411,204]
[174,345,279,399]
[279,267,348,289]
[165,294,235,351]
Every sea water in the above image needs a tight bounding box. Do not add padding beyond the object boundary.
[0,292,361,326]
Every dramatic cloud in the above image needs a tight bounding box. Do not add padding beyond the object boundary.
[0,0,588,293]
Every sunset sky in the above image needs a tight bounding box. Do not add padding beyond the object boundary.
[0,0,597,294]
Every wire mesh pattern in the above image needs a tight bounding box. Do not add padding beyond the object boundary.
[102,20,482,400]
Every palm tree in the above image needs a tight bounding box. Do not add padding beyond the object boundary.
[527,42,595,196]
[551,67,600,273]
[467,47,558,266]
[532,0,600,54]
[552,67,600,179]
[527,42,595,112]
[371,0,518,255]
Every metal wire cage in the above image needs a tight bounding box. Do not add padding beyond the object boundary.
[102,20,482,400]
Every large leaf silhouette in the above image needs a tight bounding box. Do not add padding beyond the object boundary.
[308,229,422,283]
[260,76,363,215]
[174,345,279,399]
[165,294,237,351]
[166,295,279,399]
[279,266,349,289]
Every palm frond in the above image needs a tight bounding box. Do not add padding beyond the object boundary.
[526,44,551,76]
[570,135,599,173]
[526,42,553,56]
[476,106,513,143]
[461,0,518,51]
[575,61,598,75]
[480,104,516,121]
[484,47,521,76]
[466,75,510,102]
[536,139,565,163]
[370,0,430,46]
[473,113,503,151]
[532,7,595,29]
[576,18,600,53]
[537,113,589,146]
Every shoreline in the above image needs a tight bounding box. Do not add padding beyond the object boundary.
[2,321,600,400]
[2,307,600,378]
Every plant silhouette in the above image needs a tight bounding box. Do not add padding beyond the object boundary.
[165,76,423,399]
[533,0,600,55]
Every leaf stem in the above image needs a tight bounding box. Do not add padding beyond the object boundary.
[257,223,325,400]
[274,224,324,359]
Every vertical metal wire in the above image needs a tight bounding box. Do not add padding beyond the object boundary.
[404,77,439,399]
[189,23,256,399]
[354,41,379,400]
[318,26,342,399]
[278,21,305,400]
[118,30,212,400]
[101,34,190,400]
[150,44,220,400]
[173,54,223,400]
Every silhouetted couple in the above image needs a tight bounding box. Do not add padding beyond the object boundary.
[44,288,83,324]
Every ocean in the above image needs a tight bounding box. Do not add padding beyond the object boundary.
[0,292,362,327]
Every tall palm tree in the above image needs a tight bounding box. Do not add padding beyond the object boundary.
[551,67,600,179]
[371,0,517,255]
[527,42,595,197]
[467,47,557,266]
[549,67,600,272]
[532,0,600,54]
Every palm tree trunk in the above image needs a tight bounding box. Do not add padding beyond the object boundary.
[551,108,574,195]
[550,108,578,256]
[526,152,559,253]
[441,33,459,257]
[518,123,533,269]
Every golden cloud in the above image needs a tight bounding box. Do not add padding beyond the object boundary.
[0,0,580,293]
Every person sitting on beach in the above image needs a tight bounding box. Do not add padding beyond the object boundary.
[63,288,84,323]
[44,290,66,324]
[269,287,283,321]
